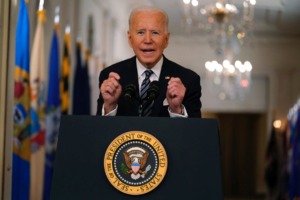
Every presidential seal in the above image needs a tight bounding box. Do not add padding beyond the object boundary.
[104,131,168,195]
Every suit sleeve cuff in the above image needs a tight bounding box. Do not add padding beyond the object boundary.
[102,105,118,116]
[168,105,188,118]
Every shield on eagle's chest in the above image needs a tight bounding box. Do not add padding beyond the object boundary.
[131,162,140,173]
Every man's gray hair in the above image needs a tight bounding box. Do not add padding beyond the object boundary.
[128,6,169,32]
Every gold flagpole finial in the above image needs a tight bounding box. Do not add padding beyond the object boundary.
[65,25,71,49]
[37,0,46,23]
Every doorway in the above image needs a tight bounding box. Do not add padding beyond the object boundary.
[204,112,267,199]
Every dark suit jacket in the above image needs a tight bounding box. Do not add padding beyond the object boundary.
[96,55,202,118]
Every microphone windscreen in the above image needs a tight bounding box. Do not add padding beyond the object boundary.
[147,81,160,101]
[124,84,136,102]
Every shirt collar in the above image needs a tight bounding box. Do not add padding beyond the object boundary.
[136,57,163,79]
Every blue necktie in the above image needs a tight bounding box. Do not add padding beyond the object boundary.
[140,70,153,116]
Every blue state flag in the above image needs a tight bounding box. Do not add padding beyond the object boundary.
[12,0,31,199]
[72,43,91,115]
[44,25,61,200]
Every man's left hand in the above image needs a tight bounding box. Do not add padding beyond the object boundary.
[166,77,186,114]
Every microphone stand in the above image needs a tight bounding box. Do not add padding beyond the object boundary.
[139,81,159,117]
[139,98,153,117]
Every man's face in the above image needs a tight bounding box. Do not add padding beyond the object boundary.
[128,11,170,69]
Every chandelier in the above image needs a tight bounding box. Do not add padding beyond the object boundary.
[181,0,256,100]
[205,59,252,100]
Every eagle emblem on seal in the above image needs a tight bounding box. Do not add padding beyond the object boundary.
[122,147,151,180]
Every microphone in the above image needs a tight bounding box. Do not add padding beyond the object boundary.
[146,81,160,102]
[124,84,137,102]
[139,81,160,116]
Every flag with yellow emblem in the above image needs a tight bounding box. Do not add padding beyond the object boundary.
[60,29,71,115]
[12,0,31,199]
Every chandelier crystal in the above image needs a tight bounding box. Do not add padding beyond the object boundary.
[181,0,256,100]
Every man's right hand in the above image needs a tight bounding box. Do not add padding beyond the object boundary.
[100,72,122,114]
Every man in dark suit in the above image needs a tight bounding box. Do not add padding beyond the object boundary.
[97,6,202,118]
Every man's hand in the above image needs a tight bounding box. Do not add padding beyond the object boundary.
[166,77,186,114]
[100,72,122,114]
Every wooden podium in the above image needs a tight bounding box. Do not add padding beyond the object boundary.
[50,116,223,199]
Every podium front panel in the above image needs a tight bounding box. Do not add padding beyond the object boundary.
[51,116,223,200]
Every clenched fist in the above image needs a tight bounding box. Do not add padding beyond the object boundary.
[166,77,186,114]
[100,72,122,114]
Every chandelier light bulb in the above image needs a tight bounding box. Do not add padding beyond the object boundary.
[250,0,256,5]
[212,60,218,66]
[225,4,231,10]
[205,61,215,72]
[222,60,231,68]
[244,61,253,71]
[228,65,235,74]
[216,2,223,10]
[216,64,223,73]
[239,64,246,73]
[191,0,199,7]
[234,60,242,69]
[225,4,238,13]
[183,0,190,5]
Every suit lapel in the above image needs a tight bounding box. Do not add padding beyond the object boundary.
[121,57,140,116]
[124,57,139,88]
